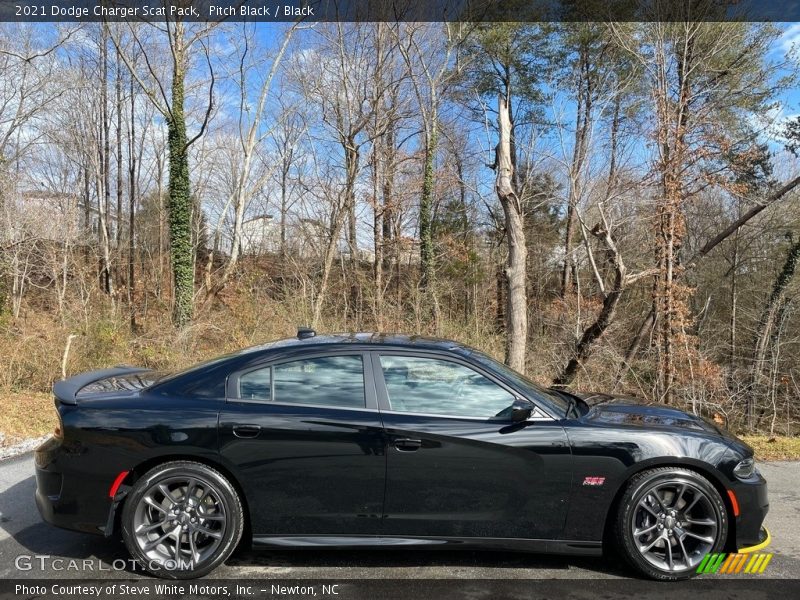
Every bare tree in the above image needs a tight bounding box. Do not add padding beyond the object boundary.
[495,94,527,371]
[111,19,217,326]
[199,23,298,309]
[294,23,394,328]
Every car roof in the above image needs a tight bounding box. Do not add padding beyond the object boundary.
[236,332,470,356]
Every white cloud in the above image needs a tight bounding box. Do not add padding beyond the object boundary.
[779,23,800,58]
[749,102,799,144]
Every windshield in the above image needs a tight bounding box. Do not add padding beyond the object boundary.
[465,349,571,417]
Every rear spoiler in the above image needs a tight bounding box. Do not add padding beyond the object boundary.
[53,367,148,405]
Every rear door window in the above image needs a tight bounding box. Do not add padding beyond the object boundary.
[237,355,366,408]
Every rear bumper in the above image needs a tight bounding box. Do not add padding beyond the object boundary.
[34,436,113,536]
[731,472,769,550]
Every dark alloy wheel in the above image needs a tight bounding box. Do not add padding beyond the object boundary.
[616,467,728,581]
[121,461,243,579]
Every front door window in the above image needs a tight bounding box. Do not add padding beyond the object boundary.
[379,355,516,418]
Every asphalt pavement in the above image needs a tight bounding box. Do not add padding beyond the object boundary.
[1,452,798,580]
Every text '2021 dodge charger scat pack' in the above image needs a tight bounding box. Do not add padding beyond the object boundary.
[35,330,769,580]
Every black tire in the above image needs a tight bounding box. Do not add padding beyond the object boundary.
[615,467,728,581]
[121,461,244,579]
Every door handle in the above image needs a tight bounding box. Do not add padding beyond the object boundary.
[393,437,422,451]
[232,424,262,439]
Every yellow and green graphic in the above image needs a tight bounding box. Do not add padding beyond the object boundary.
[696,552,773,574]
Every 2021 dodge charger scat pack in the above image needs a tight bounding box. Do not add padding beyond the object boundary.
[35,330,769,580]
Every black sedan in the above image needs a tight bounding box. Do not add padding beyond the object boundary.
[34,330,769,580]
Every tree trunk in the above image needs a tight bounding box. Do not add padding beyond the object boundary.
[99,24,113,297]
[554,86,620,387]
[381,128,394,274]
[554,229,625,386]
[651,32,693,404]
[377,110,396,319]
[750,239,800,425]
[312,141,359,328]
[115,49,123,251]
[729,230,739,366]
[372,139,384,329]
[555,218,627,385]
[128,71,137,331]
[419,122,437,291]
[82,166,91,240]
[280,155,289,260]
[167,25,194,327]
[755,301,791,431]
[560,55,591,298]
[685,176,800,268]
[655,183,681,404]
[496,94,527,372]
[495,262,505,333]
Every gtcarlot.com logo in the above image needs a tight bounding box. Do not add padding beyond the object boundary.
[14,554,192,572]
[696,553,773,574]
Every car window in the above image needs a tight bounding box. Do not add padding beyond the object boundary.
[379,355,516,418]
[465,348,569,417]
[239,367,271,401]
[273,355,365,408]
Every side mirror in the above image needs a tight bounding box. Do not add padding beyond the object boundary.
[510,399,533,422]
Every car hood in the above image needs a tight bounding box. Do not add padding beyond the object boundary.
[568,390,730,437]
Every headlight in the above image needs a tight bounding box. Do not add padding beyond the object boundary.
[733,457,756,480]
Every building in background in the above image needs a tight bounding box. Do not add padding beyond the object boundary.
[240,214,280,255]
[16,189,117,243]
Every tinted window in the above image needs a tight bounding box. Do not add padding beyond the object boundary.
[379,355,516,418]
[239,368,271,401]
[273,355,365,408]
[466,349,569,416]
[183,378,226,399]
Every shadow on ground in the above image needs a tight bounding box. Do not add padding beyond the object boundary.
[226,545,631,577]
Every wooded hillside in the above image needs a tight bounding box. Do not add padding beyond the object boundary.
[2,14,800,436]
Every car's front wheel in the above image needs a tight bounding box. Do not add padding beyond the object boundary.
[121,461,243,579]
[615,467,728,580]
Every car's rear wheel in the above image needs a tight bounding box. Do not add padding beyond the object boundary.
[615,467,728,580]
[121,461,243,579]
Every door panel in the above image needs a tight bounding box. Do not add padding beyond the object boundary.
[373,352,573,540]
[219,352,385,536]
[381,414,571,539]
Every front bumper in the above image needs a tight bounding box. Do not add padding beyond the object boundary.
[34,436,113,536]
[730,471,769,550]
[739,526,771,553]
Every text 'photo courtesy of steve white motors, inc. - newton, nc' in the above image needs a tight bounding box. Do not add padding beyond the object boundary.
[14,582,340,597]
[13,2,315,19]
